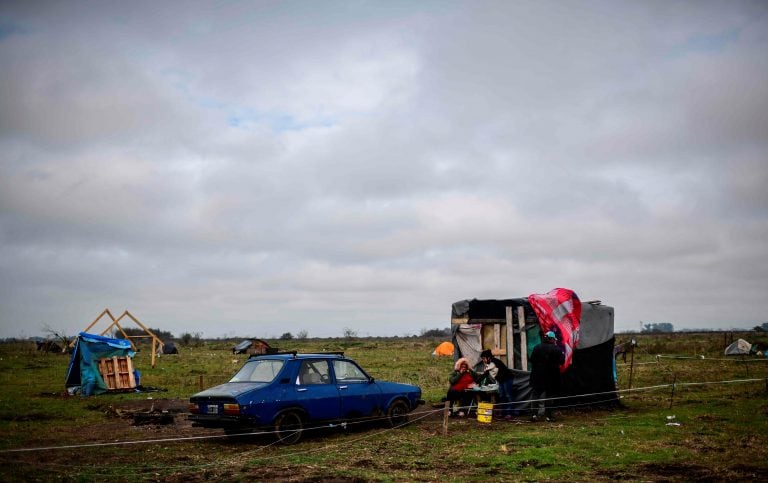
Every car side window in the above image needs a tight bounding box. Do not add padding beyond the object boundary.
[230,359,284,383]
[297,360,330,385]
[332,360,369,383]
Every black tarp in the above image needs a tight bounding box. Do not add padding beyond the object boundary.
[452,298,531,320]
[500,338,619,414]
[161,342,178,354]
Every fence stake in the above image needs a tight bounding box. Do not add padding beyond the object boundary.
[668,374,677,409]
[198,375,204,391]
[442,400,450,436]
[628,342,636,390]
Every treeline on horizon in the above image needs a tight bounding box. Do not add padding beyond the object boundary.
[7,324,768,345]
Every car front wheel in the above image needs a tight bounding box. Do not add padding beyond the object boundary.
[387,400,409,428]
[274,410,304,445]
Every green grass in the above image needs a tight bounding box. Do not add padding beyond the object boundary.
[0,333,766,481]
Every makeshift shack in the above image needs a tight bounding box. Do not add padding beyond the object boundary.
[451,289,617,411]
[65,332,137,396]
[232,339,272,355]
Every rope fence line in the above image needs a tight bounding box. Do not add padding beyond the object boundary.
[0,408,445,479]
[2,376,765,456]
[2,375,766,481]
[654,355,768,362]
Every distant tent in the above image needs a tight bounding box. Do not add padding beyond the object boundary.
[160,342,178,355]
[432,341,454,357]
[232,339,272,355]
[724,339,752,356]
[65,332,136,396]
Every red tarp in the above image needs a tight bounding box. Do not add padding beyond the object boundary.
[528,288,582,371]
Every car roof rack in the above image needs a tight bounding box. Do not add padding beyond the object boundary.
[247,351,346,360]
[247,350,298,359]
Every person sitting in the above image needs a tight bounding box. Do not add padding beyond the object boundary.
[480,349,516,419]
[446,357,479,417]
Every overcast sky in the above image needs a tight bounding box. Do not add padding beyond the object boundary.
[1,1,766,340]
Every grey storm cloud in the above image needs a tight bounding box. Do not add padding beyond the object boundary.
[1,0,767,339]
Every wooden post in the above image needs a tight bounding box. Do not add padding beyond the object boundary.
[628,342,636,391]
[442,400,450,436]
[198,375,204,391]
[505,307,515,369]
[517,307,527,371]
[151,338,157,368]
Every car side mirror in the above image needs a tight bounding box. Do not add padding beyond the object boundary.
[368,377,375,384]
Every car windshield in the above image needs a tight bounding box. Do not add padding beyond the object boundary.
[229,359,285,383]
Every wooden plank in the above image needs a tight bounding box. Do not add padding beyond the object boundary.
[518,306,528,371]
[83,308,115,334]
[452,318,507,325]
[493,324,500,351]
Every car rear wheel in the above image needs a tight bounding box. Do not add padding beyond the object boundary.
[274,410,304,444]
[387,400,409,428]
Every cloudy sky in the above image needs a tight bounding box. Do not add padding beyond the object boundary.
[1,1,766,340]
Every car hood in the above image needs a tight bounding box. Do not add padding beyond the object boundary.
[190,382,267,399]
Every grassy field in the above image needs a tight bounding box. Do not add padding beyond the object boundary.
[0,332,766,481]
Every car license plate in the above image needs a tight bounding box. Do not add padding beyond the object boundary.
[207,404,219,415]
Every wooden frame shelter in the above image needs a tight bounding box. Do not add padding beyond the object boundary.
[83,309,164,368]
[451,299,538,371]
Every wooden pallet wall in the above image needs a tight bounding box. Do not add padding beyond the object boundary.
[97,357,136,391]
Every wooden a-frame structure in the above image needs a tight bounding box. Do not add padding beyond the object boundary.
[83,309,164,368]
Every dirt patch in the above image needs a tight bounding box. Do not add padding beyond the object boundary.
[602,462,768,482]
[108,398,189,413]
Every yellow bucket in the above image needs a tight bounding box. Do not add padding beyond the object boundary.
[477,402,494,423]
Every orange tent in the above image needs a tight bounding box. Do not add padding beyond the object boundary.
[432,341,454,357]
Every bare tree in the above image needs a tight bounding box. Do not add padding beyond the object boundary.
[40,324,72,353]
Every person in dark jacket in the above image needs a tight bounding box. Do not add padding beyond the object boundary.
[529,330,565,421]
[479,349,516,419]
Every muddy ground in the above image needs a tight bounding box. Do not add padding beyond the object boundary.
[2,398,767,482]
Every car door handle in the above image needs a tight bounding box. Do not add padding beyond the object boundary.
[338,385,348,390]
[297,388,308,392]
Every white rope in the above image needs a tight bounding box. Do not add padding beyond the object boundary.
[0,406,447,454]
[1,377,764,455]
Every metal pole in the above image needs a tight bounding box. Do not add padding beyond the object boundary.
[668,374,677,409]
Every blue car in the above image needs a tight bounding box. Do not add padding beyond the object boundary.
[188,352,424,444]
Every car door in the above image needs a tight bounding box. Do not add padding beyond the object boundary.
[332,359,382,418]
[293,359,341,421]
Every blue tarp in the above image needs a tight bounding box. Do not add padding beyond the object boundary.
[65,332,135,396]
